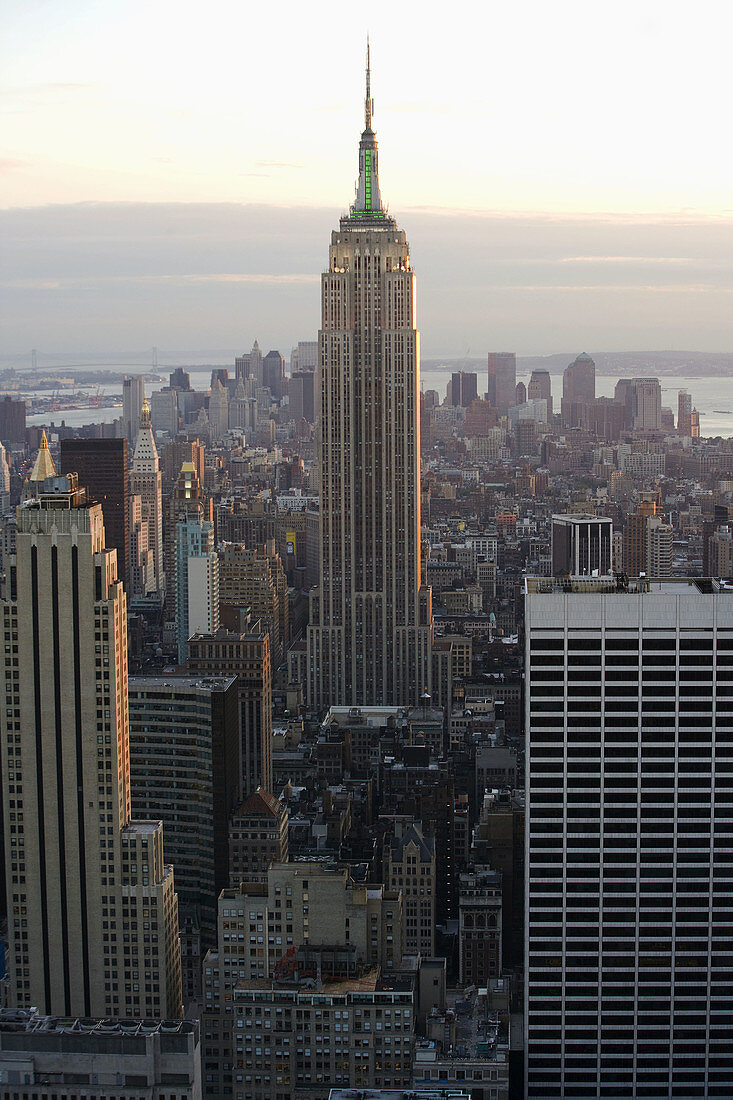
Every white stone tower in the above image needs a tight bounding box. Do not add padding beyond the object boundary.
[131,399,164,595]
[208,379,229,441]
[1,473,181,1018]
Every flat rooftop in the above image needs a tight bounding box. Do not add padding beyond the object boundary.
[129,674,238,692]
[329,1093,471,1100]
[525,576,732,595]
[235,967,382,995]
[324,706,443,727]
[0,1009,196,1037]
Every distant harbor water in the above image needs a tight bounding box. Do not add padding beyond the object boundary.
[27,405,123,429]
[23,367,733,439]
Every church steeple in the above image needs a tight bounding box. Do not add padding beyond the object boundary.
[353,39,383,218]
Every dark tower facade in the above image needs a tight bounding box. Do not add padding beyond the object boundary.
[60,438,130,587]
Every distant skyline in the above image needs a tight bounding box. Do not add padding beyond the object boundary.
[3,1,733,353]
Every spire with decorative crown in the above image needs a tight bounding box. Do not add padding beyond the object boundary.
[29,429,57,483]
[131,396,164,596]
[133,397,159,471]
[352,37,384,218]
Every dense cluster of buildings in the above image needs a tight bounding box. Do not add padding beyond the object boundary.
[0,49,731,1100]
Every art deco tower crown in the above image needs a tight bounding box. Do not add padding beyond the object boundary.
[353,39,384,219]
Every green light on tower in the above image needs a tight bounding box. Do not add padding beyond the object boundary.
[364,149,372,210]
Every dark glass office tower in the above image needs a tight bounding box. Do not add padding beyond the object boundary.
[60,437,129,586]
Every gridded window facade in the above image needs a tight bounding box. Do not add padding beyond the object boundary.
[525,584,733,1099]
[306,99,432,713]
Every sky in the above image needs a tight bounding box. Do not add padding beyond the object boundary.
[3,0,733,357]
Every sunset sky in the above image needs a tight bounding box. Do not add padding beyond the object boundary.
[3,0,733,356]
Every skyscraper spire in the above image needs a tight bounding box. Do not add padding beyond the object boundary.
[134,397,158,468]
[365,36,373,132]
[353,39,383,217]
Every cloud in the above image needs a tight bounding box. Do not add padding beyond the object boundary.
[482,283,733,293]
[255,161,304,170]
[0,273,320,290]
[7,275,722,296]
[156,273,320,285]
[0,82,97,112]
[3,200,733,354]
[558,255,695,265]
[386,101,454,115]
[1,82,95,95]
[402,204,733,226]
[40,82,94,92]
[0,158,28,173]
[0,278,62,289]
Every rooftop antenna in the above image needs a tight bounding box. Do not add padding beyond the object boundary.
[365,36,373,130]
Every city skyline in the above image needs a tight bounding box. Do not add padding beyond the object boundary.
[0,16,732,1092]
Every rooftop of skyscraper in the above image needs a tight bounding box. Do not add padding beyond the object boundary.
[525,575,733,595]
[329,1093,471,1100]
[0,1008,197,1038]
[129,674,237,693]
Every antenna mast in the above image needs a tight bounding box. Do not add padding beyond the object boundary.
[365,37,373,130]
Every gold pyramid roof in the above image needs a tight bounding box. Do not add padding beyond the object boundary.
[29,430,57,482]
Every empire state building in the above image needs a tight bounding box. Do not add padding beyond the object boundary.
[308,47,432,711]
